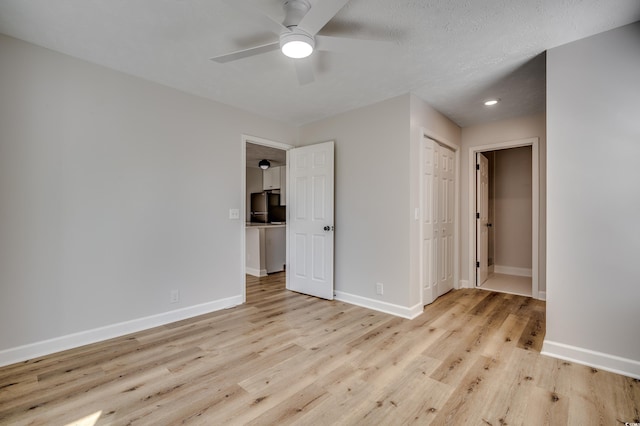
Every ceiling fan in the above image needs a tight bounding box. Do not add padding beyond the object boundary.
[211,0,392,85]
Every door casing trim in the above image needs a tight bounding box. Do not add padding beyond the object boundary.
[241,135,294,303]
[467,137,540,299]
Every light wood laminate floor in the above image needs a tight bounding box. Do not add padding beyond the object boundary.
[1,273,638,425]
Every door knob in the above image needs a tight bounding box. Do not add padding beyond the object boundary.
[323,226,334,231]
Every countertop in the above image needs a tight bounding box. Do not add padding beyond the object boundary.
[246,222,286,228]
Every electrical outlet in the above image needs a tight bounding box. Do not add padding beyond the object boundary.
[376,282,384,295]
[170,289,180,304]
[229,208,240,220]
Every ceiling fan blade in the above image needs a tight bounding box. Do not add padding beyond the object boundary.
[294,59,315,85]
[211,42,280,63]
[297,0,350,36]
[315,35,394,55]
[223,0,289,36]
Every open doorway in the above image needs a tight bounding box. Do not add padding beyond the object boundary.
[468,138,540,299]
[241,135,293,302]
[477,147,532,296]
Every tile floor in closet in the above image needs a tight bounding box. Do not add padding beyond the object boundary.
[478,272,532,297]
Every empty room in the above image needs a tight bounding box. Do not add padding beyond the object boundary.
[0,1,639,424]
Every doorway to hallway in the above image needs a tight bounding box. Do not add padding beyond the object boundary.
[468,138,540,299]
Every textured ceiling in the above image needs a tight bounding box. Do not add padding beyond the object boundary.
[0,1,638,127]
[246,143,287,169]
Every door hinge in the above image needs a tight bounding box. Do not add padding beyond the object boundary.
[476,261,480,268]
[476,212,480,219]
[476,163,480,170]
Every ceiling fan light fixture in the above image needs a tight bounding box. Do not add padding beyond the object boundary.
[280,31,314,59]
[259,159,271,170]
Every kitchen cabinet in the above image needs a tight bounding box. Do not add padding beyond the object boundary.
[245,224,286,276]
[262,167,281,190]
[245,227,266,277]
[265,226,285,273]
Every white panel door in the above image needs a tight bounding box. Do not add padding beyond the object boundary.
[287,141,334,300]
[422,137,456,305]
[421,138,437,304]
[437,143,455,297]
[476,152,489,285]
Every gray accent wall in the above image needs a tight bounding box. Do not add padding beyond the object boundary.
[545,22,640,371]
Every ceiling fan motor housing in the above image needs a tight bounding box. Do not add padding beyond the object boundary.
[283,0,311,28]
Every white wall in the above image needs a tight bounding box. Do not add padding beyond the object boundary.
[298,95,412,314]
[298,94,461,316]
[0,35,297,364]
[493,146,532,270]
[461,113,546,291]
[544,22,640,377]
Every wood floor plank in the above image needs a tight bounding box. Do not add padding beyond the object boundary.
[364,355,454,425]
[517,308,545,351]
[0,272,638,425]
[481,312,529,360]
[245,383,330,426]
[238,342,361,395]
[429,355,501,425]
[355,326,446,385]
[478,347,542,425]
[524,384,570,425]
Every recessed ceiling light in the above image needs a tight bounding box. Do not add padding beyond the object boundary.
[484,99,499,106]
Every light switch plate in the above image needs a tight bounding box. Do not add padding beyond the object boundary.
[229,208,240,220]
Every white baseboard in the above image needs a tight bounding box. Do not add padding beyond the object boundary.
[537,291,546,301]
[494,265,532,277]
[334,291,423,319]
[541,340,640,379]
[459,279,470,289]
[0,295,244,368]
[246,267,267,277]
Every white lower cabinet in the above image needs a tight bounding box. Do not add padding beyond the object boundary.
[246,225,285,277]
[265,227,285,273]
[245,227,266,277]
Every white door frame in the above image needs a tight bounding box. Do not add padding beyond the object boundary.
[467,137,540,299]
[241,134,294,303]
[420,131,460,306]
